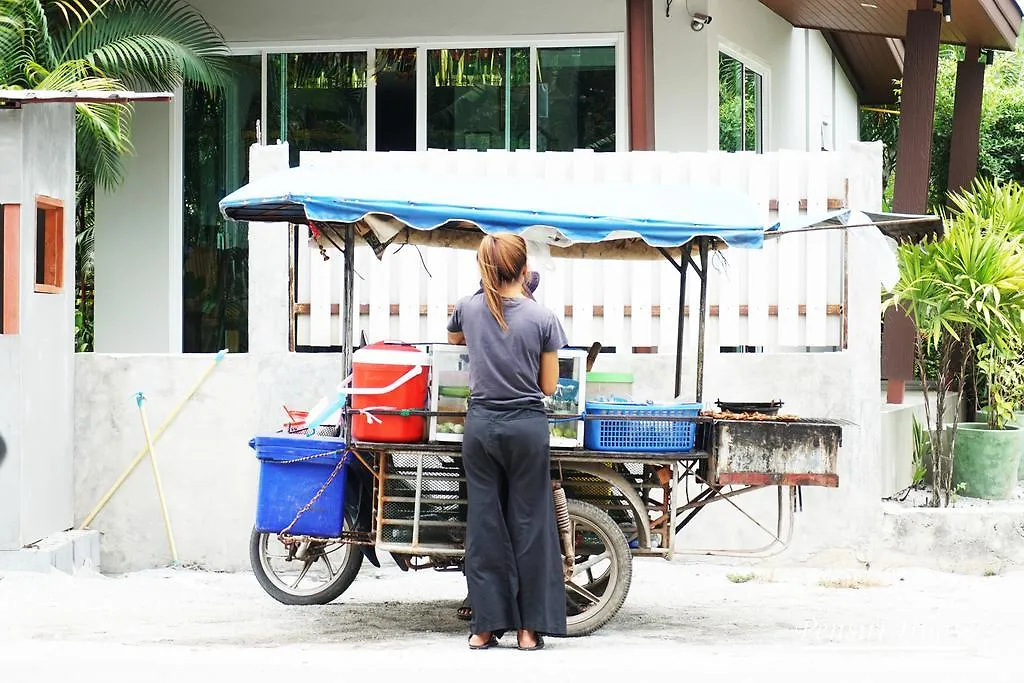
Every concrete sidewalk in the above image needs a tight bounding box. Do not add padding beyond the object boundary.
[2,558,1021,681]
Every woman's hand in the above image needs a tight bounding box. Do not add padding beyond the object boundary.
[539,351,559,396]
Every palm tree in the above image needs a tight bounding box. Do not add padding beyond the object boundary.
[2,0,231,189]
[1,0,233,350]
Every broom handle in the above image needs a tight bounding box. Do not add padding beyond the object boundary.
[137,393,178,562]
[79,349,228,529]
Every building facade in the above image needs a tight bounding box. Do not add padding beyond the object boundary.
[91,0,863,354]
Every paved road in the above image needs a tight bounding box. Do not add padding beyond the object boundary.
[2,559,1022,681]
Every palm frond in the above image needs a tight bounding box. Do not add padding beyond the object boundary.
[54,0,232,92]
[0,0,59,82]
[75,98,133,190]
[28,58,134,189]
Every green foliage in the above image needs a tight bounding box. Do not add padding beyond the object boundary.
[947,177,1024,236]
[976,340,1024,430]
[884,185,1024,505]
[719,52,761,153]
[73,284,93,351]
[860,45,1024,211]
[911,415,929,486]
[0,0,232,190]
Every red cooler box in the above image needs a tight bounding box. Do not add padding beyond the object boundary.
[350,341,431,443]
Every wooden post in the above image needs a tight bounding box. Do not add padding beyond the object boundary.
[627,0,656,150]
[892,5,942,213]
[947,45,985,196]
[886,3,941,404]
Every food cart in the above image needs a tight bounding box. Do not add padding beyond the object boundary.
[219,160,846,636]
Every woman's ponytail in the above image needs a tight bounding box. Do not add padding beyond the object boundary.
[476,233,528,332]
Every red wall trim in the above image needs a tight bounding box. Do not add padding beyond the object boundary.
[2,204,20,334]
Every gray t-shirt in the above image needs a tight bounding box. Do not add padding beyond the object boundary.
[447,292,568,410]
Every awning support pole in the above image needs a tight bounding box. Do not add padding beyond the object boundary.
[342,225,356,441]
[695,239,710,404]
[659,246,690,398]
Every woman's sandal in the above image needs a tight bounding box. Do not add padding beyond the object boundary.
[517,634,545,651]
[456,597,472,621]
[468,633,498,650]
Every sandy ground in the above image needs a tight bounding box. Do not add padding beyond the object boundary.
[2,558,1024,681]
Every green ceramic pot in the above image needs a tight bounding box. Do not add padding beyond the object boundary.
[952,422,1024,499]
[975,410,1024,480]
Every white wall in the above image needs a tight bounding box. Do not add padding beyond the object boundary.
[189,0,625,44]
[653,0,860,153]
[94,101,182,353]
[0,103,76,549]
[0,109,25,550]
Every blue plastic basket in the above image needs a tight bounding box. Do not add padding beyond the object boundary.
[583,401,702,453]
[250,433,350,537]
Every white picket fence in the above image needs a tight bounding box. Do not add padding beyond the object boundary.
[291,148,854,353]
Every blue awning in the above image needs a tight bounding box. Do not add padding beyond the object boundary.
[219,164,777,251]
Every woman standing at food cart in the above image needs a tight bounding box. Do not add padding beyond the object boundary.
[447,233,568,651]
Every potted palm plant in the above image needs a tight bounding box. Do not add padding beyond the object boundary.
[885,208,1024,505]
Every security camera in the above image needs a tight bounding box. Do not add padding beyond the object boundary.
[690,13,712,31]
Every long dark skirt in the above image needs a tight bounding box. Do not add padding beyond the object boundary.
[462,402,567,638]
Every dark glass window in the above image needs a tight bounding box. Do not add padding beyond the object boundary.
[536,46,617,152]
[181,55,261,353]
[427,47,530,151]
[374,48,417,151]
[267,51,368,166]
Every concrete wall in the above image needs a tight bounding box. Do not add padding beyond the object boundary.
[94,100,182,353]
[0,108,25,551]
[879,391,961,498]
[73,352,344,571]
[0,103,76,549]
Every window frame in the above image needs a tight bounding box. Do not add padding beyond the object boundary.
[1,203,19,334]
[33,195,65,294]
[181,33,627,353]
[713,41,770,154]
[224,32,627,154]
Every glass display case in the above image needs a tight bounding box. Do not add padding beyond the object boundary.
[428,345,587,447]
[546,350,587,447]
[428,344,471,443]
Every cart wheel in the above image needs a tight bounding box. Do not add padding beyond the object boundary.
[564,499,633,637]
[249,525,363,606]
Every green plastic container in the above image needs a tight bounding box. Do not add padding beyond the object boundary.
[952,422,1024,500]
[586,372,634,402]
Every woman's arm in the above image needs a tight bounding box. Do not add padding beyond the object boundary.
[539,351,559,396]
[447,298,466,345]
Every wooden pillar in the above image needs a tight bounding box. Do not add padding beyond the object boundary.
[892,5,942,213]
[884,3,941,404]
[627,0,656,150]
[947,45,986,196]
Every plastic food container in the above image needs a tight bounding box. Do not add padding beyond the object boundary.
[586,372,634,402]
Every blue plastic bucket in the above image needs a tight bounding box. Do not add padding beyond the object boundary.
[250,433,350,537]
